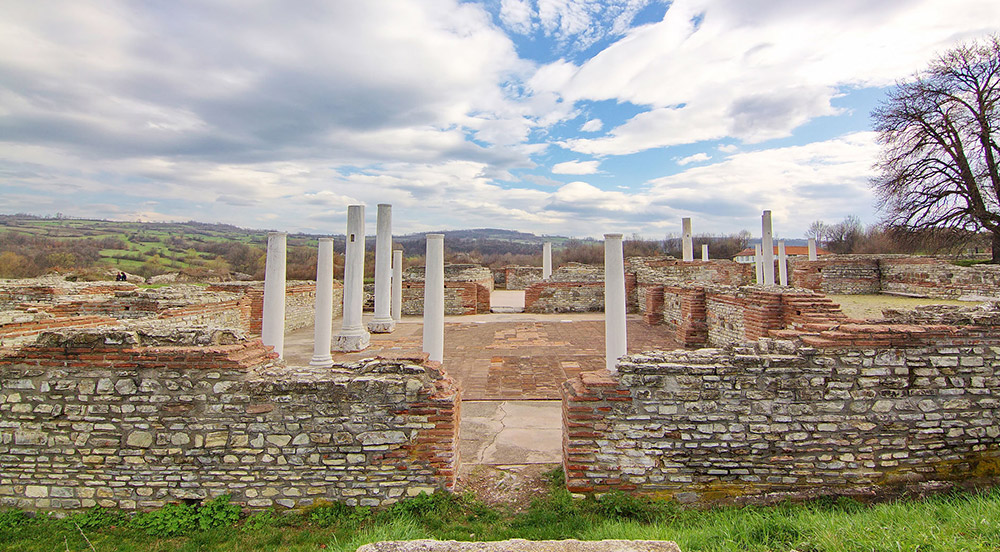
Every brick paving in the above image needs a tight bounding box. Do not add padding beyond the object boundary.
[284,315,680,400]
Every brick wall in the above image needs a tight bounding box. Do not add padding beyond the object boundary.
[629,258,753,315]
[653,285,849,348]
[563,317,1000,505]
[0,329,459,513]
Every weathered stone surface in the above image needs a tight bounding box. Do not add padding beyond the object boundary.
[356,540,681,552]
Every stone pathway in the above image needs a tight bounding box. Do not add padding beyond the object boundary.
[283,313,680,400]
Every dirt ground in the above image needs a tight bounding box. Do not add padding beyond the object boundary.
[455,464,560,512]
[827,294,984,320]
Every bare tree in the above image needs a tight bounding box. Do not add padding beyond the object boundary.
[873,35,1000,262]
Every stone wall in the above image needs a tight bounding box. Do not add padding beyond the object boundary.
[789,255,1000,299]
[399,265,492,315]
[400,283,490,315]
[0,328,459,513]
[523,282,604,313]
[563,314,1000,504]
[504,266,543,290]
[628,258,753,315]
[221,281,342,335]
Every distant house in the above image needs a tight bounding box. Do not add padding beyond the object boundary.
[733,245,830,264]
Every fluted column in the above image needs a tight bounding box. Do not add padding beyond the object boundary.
[761,210,775,285]
[604,233,627,373]
[422,234,445,363]
[391,249,402,322]
[369,204,395,333]
[334,205,370,351]
[262,232,286,358]
[310,238,334,366]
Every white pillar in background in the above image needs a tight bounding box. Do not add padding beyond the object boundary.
[309,238,334,367]
[422,234,445,363]
[761,210,775,285]
[262,232,287,358]
[368,204,395,333]
[604,233,627,373]
[682,218,693,262]
[542,241,552,280]
[778,239,788,287]
[754,244,763,284]
[808,238,818,261]
[391,249,402,322]
[334,205,370,352]
[701,244,709,261]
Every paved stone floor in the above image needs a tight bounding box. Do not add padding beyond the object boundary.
[284,312,680,400]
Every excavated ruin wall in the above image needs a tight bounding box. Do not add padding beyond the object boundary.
[0,330,459,513]
[789,255,1000,299]
[399,265,493,315]
[563,321,1000,505]
[628,258,753,315]
[522,264,609,313]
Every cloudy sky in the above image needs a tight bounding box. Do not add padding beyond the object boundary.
[1,1,998,239]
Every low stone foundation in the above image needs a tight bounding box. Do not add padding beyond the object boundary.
[0,328,460,512]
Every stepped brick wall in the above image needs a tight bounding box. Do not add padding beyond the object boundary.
[0,329,460,513]
[789,255,1000,299]
[650,285,849,348]
[563,309,1000,505]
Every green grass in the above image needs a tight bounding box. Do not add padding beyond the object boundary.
[2,481,999,552]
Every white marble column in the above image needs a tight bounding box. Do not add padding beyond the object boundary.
[310,238,334,367]
[808,238,818,261]
[754,244,763,284]
[334,205,370,352]
[604,233,627,373]
[422,234,445,363]
[701,244,709,261]
[778,239,788,286]
[682,218,693,262]
[391,249,402,322]
[368,204,395,333]
[542,241,552,280]
[262,232,286,358]
[761,210,775,285]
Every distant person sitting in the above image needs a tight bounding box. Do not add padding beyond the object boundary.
[120,272,127,281]
[114,272,121,281]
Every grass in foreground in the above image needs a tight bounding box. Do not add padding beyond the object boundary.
[2,480,999,552]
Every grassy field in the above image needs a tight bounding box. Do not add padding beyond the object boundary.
[3,478,999,552]
[828,294,983,320]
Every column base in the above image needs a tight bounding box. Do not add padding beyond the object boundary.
[309,354,334,367]
[333,332,370,352]
[367,318,396,333]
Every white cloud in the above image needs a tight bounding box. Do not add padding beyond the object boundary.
[580,118,603,132]
[676,152,711,165]
[551,160,601,174]
[538,0,1000,155]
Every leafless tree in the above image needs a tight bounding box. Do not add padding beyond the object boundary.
[873,35,1000,261]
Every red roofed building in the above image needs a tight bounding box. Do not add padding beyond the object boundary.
[733,245,830,264]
